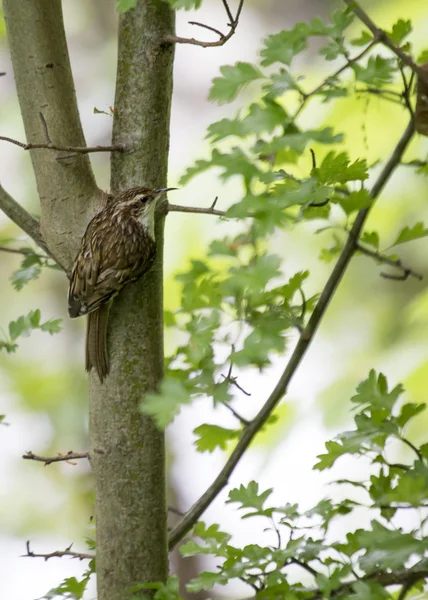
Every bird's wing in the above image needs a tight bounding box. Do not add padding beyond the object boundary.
[68,214,152,318]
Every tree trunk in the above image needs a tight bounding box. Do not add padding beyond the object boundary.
[90,2,175,599]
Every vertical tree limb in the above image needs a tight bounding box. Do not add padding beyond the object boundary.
[3,0,101,270]
[89,2,175,599]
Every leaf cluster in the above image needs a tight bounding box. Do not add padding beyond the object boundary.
[178,371,428,599]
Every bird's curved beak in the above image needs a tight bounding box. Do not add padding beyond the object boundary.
[156,187,177,195]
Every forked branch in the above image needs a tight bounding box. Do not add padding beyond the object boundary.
[165,0,244,48]
[24,541,94,561]
[23,450,89,466]
[342,0,427,81]
[168,197,225,217]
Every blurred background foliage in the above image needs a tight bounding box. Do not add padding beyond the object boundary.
[0,0,428,598]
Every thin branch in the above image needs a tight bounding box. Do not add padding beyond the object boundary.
[24,541,94,561]
[188,21,225,38]
[165,0,244,48]
[168,506,185,517]
[289,558,319,578]
[221,0,234,24]
[356,243,422,281]
[0,183,46,251]
[168,197,225,217]
[398,581,415,600]
[400,436,423,462]
[168,119,415,550]
[221,400,250,426]
[0,134,126,155]
[307,38,380,98]
[342,0,424,78]
[22,450,89,466]
[0,246,48,260]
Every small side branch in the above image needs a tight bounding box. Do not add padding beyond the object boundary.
[168,197,225,217]
[0,134,125,155]
[356,243,423,281]
[0,246,48,259]
[342,0,423,78]
[165,0,244,48]
[23,450,89,466]
[24,541,94,561]
[0,184,46,251]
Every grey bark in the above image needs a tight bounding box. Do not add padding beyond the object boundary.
[3,1,175,599]
[3,0,101,271]
[89,2,175,599]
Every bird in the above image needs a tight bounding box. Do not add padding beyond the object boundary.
[68,186,175,382]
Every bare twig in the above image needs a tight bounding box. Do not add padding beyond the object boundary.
[0,184,46,251]
[0,246,48,259]
[0,134,126,155]
[168,119,415,550]
[188,21,225,38]
[168,506,185,517]
[165,0,244,48]
[356,243,422,281]
[24,541,94,561]
[23,450,89,466]
[221,400,249,426]
[168,197,225,217]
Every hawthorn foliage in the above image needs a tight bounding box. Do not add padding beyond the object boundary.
[3,1,428,599]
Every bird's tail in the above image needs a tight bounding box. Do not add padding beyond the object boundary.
[86,304,110,382]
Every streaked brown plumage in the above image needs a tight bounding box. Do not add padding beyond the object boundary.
[68,186,174,382]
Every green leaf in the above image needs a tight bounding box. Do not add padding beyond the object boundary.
[209,63,265,104]
[40,318,63,334]
[396,403,426,429]
[115,0,137,13]
[349,580,391,600]
[351,31,374,46]
[314,152,368,184]
[194,424,240,453]
[356,520,428,571]
[391,222,428,246]
[207,99,288,142]
[340,189,372,215]
[141,378,191,428]
[351,370,404,412]
[264,68,301,98]
[360,231,380,249]
[187,571,227,593]
[227,481,273,511]
[417,49,428,64]
[164,0,203,9]
[352,56,395,86]
[314,440,347,471]
[261,23,310,66]
[387,19,412,45]
[10,253,43,290]
[9,313,34,340]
